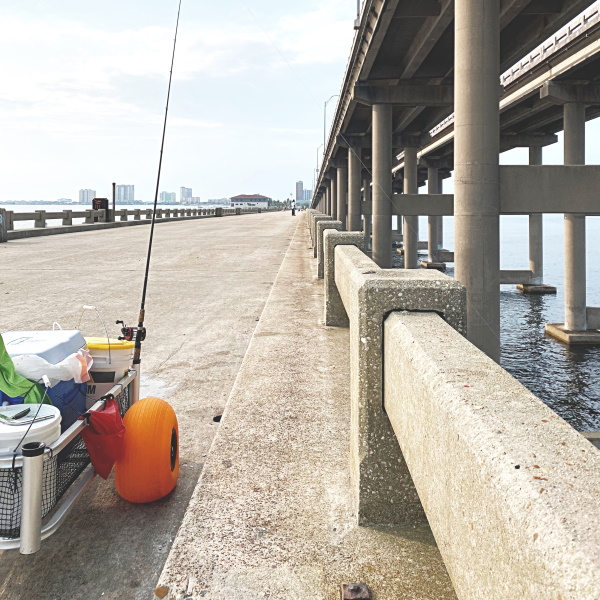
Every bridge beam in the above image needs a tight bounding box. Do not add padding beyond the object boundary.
[455,0,501,362]
[540,82,600,105]
[500,133,558,151]
[353,84,454,106]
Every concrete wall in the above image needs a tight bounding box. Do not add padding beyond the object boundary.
[3,209,266,242]
[331,243,466,525]
[384,311,600,600]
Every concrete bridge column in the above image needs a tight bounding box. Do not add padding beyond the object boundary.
[324,183,330,216]
[337,164,348,230]
[427,166,440,263]
[331,175,338,221]
[528,147,544,285]
[564,102,587,331]
[362,177,372,249]
[454,0,501,362]
[393,179,403,239]
[438,175,445,247]
[372,104,393,268]
[403,147,419,269]
[348,146,362,231]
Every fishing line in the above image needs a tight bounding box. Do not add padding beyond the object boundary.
[134,0,183,368]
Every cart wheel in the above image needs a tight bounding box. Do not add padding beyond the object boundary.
[115,397,179,503]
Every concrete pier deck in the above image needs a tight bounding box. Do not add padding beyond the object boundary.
[156,213,456,600]
[0,212,297,599]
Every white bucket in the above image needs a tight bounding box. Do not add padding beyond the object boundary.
[85,338,134,409]
[0,404,62,455]
[0,405,61,531]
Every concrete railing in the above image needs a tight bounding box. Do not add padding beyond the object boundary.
[318,224,600,599]
[383,310,600,599]
[0,206,271,242]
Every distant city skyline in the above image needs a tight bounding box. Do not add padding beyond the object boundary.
[79,189,96,204]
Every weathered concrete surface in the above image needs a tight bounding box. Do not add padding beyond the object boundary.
[310,213,328,247]
[314,216,333,258]
[323,231,365,327]
[316,219,342,278]
[384,311,600,600]
[333,245,466,526]
[156,213,456,600]
[0,212,296,600]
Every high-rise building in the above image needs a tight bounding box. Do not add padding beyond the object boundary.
[296,181,304,203]
[180,187,192,204]
[79,189,96,204]
[159,191,177,203]
[115,185,135,204]
[303,189,312,203]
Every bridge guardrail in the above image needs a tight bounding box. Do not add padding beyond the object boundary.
[319,223,600,598]
[0,206,276,242]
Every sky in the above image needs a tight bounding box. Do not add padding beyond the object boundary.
[0,0,357,202]
[3,1,600,204]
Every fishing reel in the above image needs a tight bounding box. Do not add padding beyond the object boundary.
[116,320,146,343]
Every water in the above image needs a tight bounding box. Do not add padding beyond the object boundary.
[0,203,223,230]
[394,214,600,431]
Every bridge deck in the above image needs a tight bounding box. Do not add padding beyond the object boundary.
[0,212,297,599]
[156,213,456,600]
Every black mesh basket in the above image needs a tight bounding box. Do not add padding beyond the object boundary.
[0,385,131,540]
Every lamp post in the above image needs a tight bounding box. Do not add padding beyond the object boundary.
[324,94,340,150]
[314,143,324,197]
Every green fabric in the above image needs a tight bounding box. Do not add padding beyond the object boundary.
[0,334,47,404]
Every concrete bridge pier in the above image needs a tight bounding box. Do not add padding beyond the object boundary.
[546,101,600,343]
[393,177,403,243]
[337,162,348,230]
[362,176,372,249]
[517,146,557,294]
[330,172,338,221]
[454,0,501,362]
[421,166,447,270]
[564,102,587,331]
[403,146,419,268]
[372,103,393,268]
[348,145,362,232]
[325,181,331,216]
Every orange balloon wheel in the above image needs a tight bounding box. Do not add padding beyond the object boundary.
[115,397,179,503]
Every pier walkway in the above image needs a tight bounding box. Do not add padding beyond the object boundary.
[156,213,455,599]
[0,211,297,600]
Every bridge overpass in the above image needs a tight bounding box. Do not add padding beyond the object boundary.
[312,0,600,360]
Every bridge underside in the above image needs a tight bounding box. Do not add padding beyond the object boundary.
[314,0,600,359]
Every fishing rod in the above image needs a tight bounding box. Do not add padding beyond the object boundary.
[118,0,183,375]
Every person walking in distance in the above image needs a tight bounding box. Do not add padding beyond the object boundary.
[291,199,296,216]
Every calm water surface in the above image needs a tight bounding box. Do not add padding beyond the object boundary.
[397,214,600,431]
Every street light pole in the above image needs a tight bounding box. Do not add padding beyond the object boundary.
[324,94,340,150]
